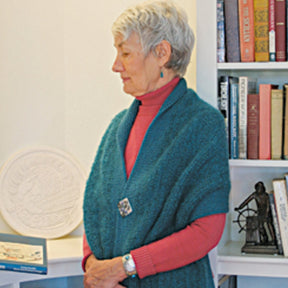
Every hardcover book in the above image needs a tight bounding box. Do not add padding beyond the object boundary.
[275,0,287,61]
[269,0,276,61]
[230,81,239,159]
[258,84,278,159]
[272,178,288,256]
[287,0,288,60]
[247,93,259,159]
[254,0,269,61]
[224,0,241,62]
[238,76,257,159]
[268,191,284,255]
[217,0,226,63]
[238,0,255,62]
[0,233,47,274]
[271,88,284,159]
[218,75,230,145]
[283,84,288,159]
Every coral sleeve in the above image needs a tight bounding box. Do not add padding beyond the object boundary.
[130,213,226,279]
[82,233,92,271]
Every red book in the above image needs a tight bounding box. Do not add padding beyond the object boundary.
[259,84,278,159]
[275,0,286,61]
[238,0,255,62]
[247,94,260,159]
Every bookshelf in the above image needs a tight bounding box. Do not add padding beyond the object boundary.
[196,0,288,286]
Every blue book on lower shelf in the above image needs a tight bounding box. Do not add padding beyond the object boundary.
[0,233,47,274]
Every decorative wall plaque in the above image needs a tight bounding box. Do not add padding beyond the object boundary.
[0,147,86,239]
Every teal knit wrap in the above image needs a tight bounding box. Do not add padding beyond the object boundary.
[83,79,231,287]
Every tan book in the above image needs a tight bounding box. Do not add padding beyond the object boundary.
[271,89,283,159]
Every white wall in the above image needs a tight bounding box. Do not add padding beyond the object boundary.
[0,0,196,234]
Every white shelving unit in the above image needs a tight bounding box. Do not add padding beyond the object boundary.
[196,0,288,286]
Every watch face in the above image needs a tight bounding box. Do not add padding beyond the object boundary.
[123,254,137,276]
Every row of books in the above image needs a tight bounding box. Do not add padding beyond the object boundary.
[217,0,288,63]
[271,176,288,256]
[218,75,288,159]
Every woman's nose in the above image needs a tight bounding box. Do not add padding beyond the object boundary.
[112,56,124,73]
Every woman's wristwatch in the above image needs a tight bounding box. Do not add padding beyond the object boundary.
[122,253,137,277]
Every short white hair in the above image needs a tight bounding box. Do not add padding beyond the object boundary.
[112,0,195,77]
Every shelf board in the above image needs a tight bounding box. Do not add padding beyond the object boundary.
[218,241,288,278]
[229,159,288,168]
[218,62,288,70]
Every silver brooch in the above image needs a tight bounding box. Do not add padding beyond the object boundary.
[118,198,133,217]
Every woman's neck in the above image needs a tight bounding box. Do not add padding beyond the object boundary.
[136,77,180,106]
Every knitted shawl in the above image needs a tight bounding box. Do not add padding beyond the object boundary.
[83,78,231,288]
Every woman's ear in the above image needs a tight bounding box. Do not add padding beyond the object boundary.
[155,40,172,66]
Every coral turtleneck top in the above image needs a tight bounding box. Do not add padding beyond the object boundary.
[83,77,225,279]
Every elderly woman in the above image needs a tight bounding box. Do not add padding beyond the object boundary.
[82,1,230,287]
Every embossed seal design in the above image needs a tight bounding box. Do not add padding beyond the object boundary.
[0,147,86,239]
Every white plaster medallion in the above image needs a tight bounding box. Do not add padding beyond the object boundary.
[0,147,86,239]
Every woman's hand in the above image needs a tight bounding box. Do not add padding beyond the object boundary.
[83,254,127,288]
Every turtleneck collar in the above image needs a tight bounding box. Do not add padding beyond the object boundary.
[136,77,180,106]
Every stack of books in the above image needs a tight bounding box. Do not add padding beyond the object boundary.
[217,0,288,63]
[218,76,288,159]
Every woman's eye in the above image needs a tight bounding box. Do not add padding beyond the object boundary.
[122,52,130,57]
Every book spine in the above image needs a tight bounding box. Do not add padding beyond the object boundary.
[275,0,287,61]
[238,77,257,159]
[273,179,288,256]
[259,84,272,159]
[0,263,47,275]
[268,192,284,255]
[283,84,288,159]
[230,82,239,159]
[269,0,276,61]
[254,0,270,61]
[224,0,241,62]
[238,0,255,62]
[238,77,248,159]
[247,93,259,159]
[287,0,288,60]
[271,89,284,159]
[217,0,226,63]
[218,76,230,156]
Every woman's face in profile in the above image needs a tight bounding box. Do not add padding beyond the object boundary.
[112,32,161,97]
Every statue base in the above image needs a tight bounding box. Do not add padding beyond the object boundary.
[241,243,279,255]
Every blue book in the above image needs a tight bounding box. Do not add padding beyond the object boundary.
[229,81,239,159]
[217,0,226,63]
[0,233,47,274]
